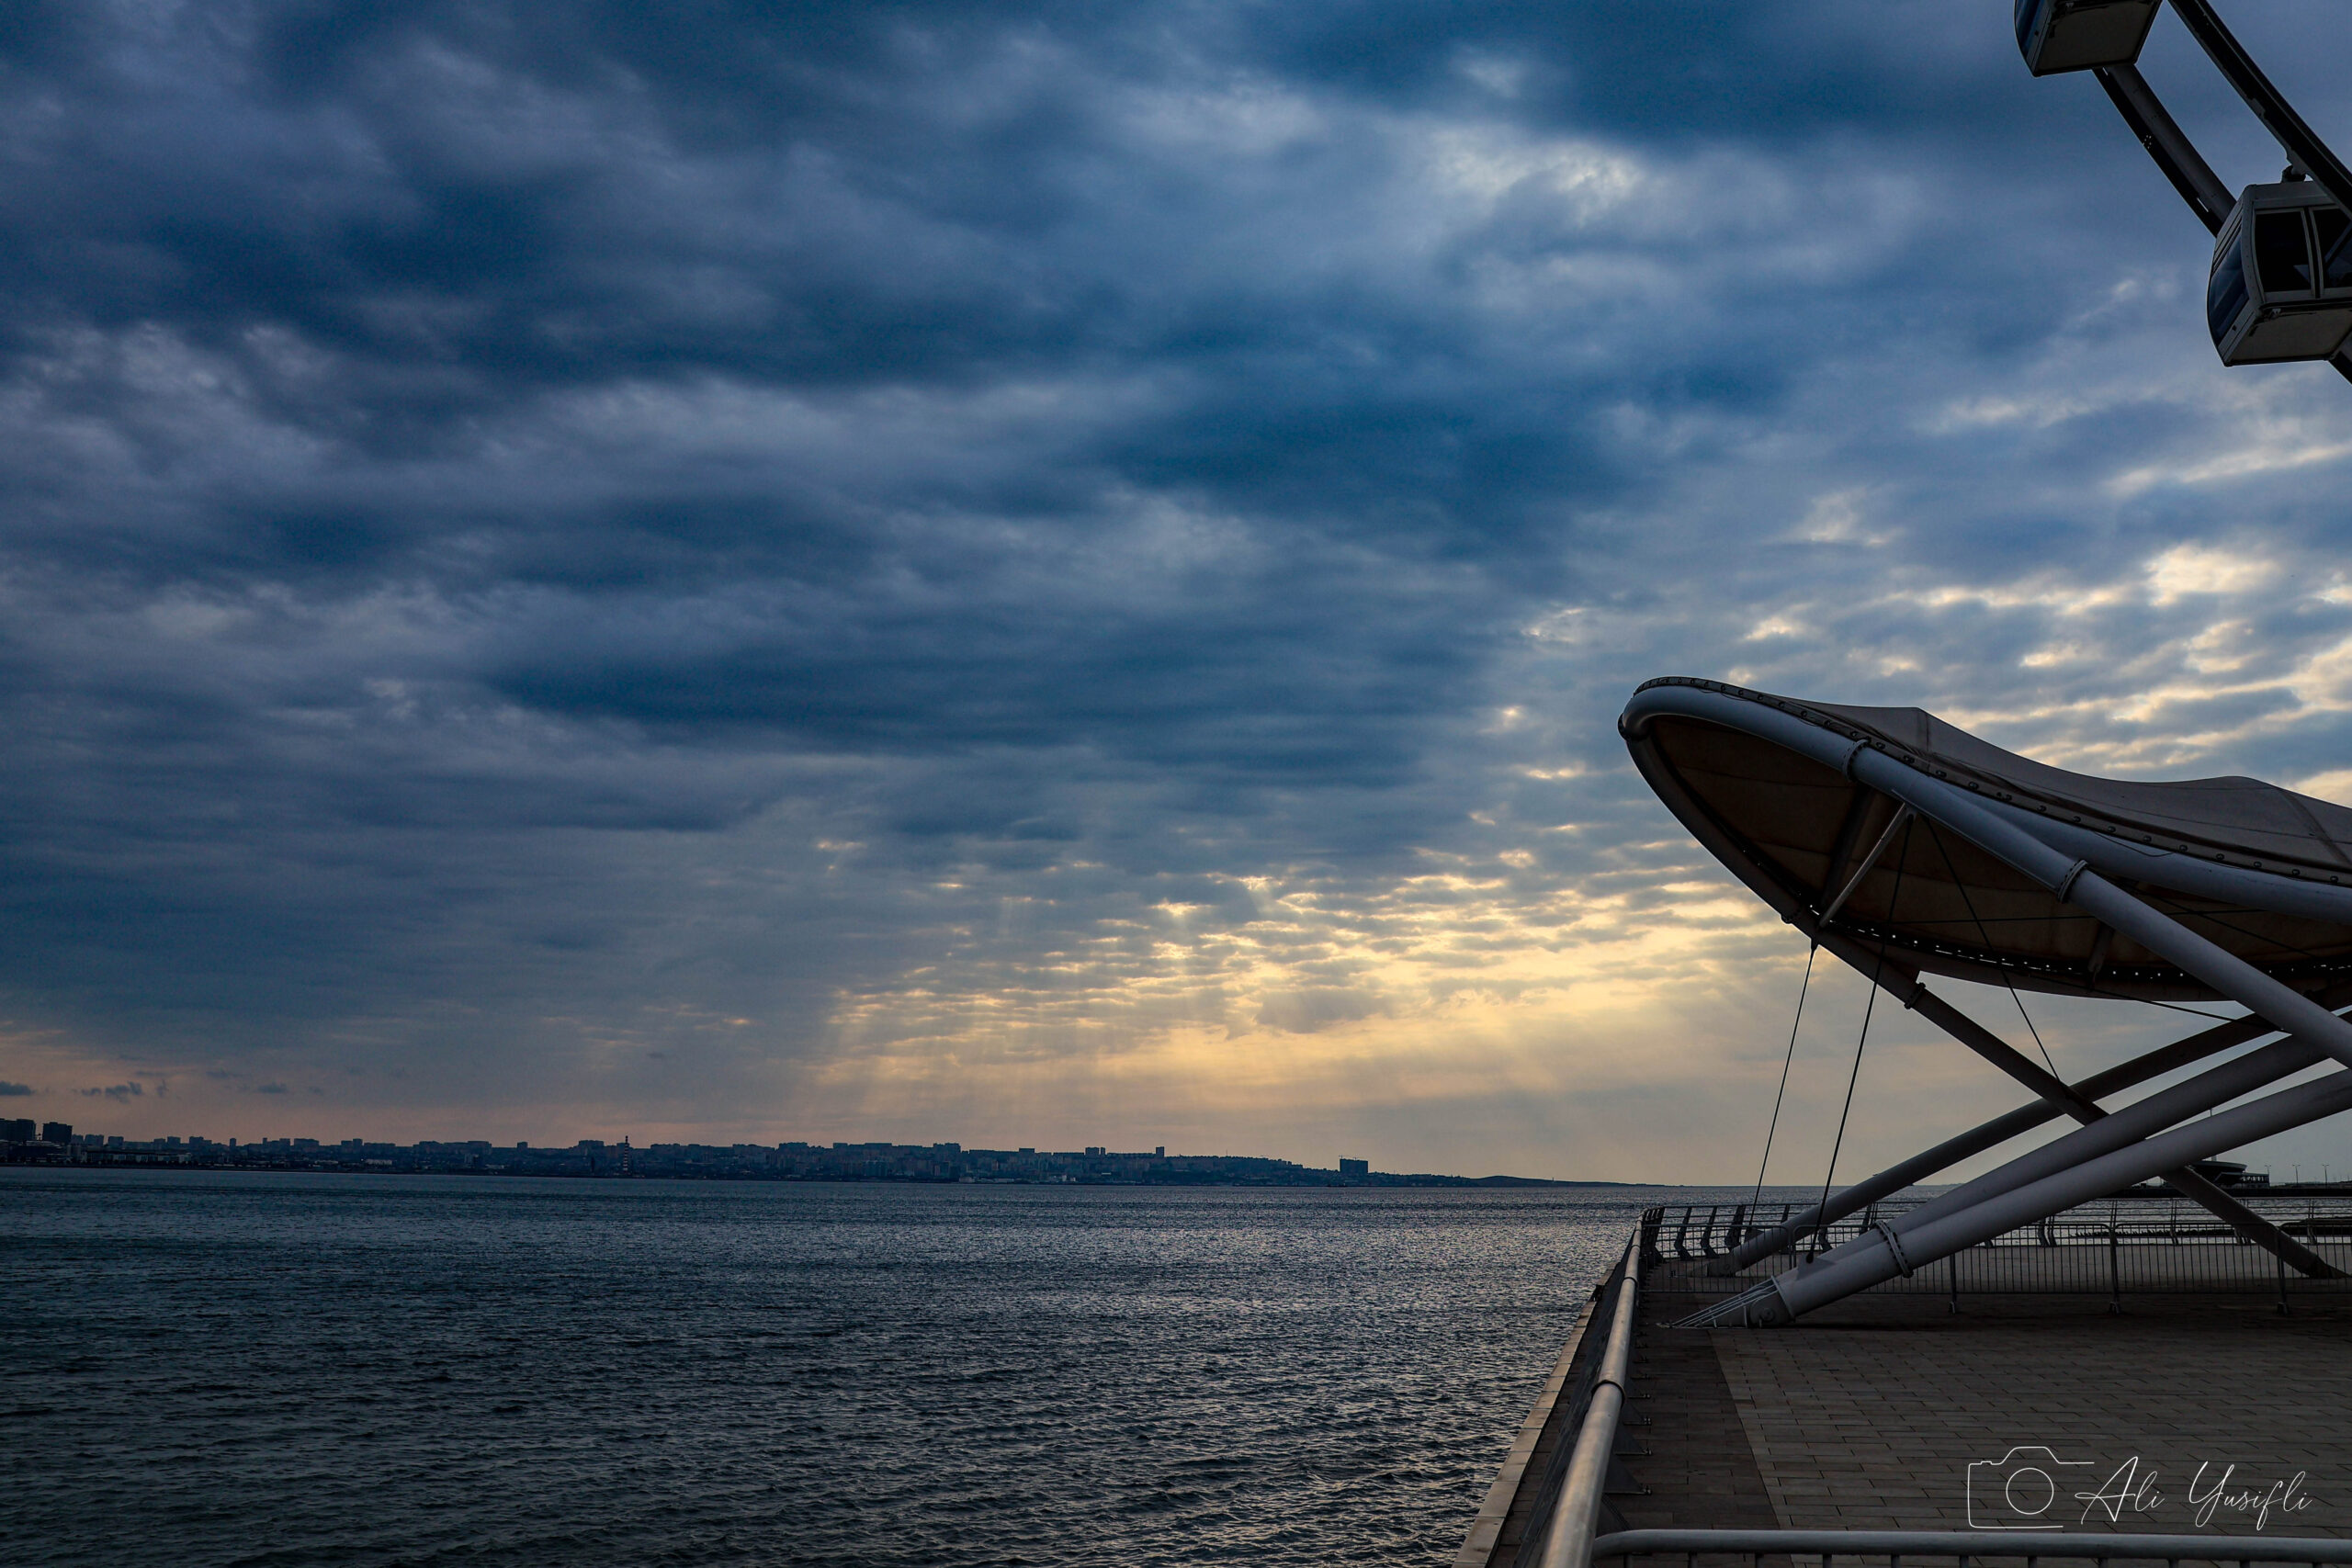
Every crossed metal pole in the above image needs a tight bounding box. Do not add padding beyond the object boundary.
[1667,1,2352,1320]
[1622,682,2352,1326]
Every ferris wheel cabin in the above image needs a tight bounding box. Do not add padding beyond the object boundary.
[2014,0,2160,75]
[2207,180,2352,365]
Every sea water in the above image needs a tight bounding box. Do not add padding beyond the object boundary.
[0,1168,1742,1565]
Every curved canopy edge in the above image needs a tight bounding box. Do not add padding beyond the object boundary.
[1621,677,2352,1001]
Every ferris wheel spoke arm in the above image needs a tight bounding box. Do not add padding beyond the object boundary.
[2166,0,2352,215]
[2094,63,2231,233]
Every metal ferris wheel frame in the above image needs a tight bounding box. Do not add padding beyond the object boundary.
[2033,0,2352,380]
[1596,8,2352,1333]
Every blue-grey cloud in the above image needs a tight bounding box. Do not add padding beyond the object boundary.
[6,0,2352,1174]
[0,1081,32,1095]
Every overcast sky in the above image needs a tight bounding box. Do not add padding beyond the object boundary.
[6,1,2352,1181]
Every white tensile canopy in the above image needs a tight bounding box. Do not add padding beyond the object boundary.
[1618,677,2352,1325]
[1624,678,2352,1002]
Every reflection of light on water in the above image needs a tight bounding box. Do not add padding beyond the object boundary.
[7,1171,1694,1565]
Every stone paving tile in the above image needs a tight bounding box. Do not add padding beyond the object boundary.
[1644,1289,2352,1540]
[1620,1314,1784,1535]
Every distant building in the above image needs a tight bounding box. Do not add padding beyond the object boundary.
[1339,1157,1368,1179]
[41,1122,72,1145]
[1085,1145,1105,1156]
[1155,1146,1165,1157]
[1,1118,32,1144]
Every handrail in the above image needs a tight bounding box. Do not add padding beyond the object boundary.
[1592,1527,2352,1563]
[1532,1244,1641,1568]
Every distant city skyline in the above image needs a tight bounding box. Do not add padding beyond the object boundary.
[2,1119,1607,1186]
[4,1116,1258,1164]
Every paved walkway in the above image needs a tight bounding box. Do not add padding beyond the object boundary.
[1641,1281,2352,1540]
[1619,1312,1782,1534]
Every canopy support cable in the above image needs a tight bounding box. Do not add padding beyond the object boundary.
[1713,997,2346,1273]
[1751,941,1819,1216]
[1802,812,2339,1292]
[1924,819,2061,1077]
[1811,816,1914,1259]
[1747,750,2352,1313]
[1618,680,2352,1296]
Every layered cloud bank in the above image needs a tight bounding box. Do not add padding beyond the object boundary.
[4,1,2351,1179]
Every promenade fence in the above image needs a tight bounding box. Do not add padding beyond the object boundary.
[1644,1196,2352,1304]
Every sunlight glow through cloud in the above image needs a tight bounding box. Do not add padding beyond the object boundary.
[6,0,2352,1181]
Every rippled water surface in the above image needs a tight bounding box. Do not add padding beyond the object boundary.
[1,1170,1724,1566]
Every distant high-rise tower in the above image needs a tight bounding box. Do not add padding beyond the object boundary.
[1339,1157,1368,1179]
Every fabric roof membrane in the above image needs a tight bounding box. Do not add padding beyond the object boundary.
[1621,678,2352,1002]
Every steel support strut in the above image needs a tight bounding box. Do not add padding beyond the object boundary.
[1717,840,2352,1275]
[1845,748,2352,1070]
[1690,753,2352,1323]
[1895,976,2334,1277]
[1843,1028,2316,1242]
[1820,805,1912,926]
[1746,911,2339,1278]
[1720,1002,2298,1269]
[1753,1064,2352,1323]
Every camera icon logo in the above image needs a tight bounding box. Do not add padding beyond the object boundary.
[1966,1446,2096,1529]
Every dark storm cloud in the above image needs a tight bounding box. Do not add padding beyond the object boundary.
[4,0,2352,1153]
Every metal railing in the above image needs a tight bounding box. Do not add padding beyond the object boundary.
[1645,1199,2352,1303]
[1498,1217,2352,1568]
[1591,1529,2352,1566]
[1523,1241,1640,1568]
